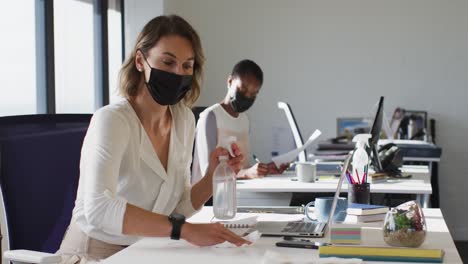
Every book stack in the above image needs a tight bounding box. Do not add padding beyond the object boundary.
[346,203,389,223]
[319,245,444,263]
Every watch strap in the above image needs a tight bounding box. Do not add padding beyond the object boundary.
[169,214,185,240]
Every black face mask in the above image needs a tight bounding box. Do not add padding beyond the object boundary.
[229,89,255,113]
[142,55,193,105]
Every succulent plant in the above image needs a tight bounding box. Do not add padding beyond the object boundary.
[383,201,426,247]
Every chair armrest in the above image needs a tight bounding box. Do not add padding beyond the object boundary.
[3,250,62,264]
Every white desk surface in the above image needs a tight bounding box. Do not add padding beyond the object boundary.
[103,207,462,264]
[236,165,431,208]
[236,165,431,195]
[237,176,432,195]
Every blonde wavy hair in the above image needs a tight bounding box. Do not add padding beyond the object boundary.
[118,15,204,107]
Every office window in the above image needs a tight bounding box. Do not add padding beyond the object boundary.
[108,0,124,104]
[0,1,38,116]
[54,0,97,113]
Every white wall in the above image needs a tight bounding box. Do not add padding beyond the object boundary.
[127,0,468,240]
[124,0,164,54]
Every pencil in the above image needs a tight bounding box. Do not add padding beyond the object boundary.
[253,154,261,163]
[355,169,360,184]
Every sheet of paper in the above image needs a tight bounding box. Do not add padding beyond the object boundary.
[214,231,262,248]
[272,129,322,167]
[271,126,296,157]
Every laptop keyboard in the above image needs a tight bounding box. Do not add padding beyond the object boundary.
[282,222,323,233]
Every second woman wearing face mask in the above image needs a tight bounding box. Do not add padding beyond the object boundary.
[192,60,289,183]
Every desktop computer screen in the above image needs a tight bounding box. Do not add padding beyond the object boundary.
[277,98,384,173]
[369,96,384,172]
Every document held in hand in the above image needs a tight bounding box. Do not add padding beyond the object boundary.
[272,129,322,167]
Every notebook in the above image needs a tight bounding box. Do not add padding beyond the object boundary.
[345,213,386,223]
[216,216,257,236]
[237,206,304,214]
[255,155,352,238]
[319,245,444,263]
[216,213,306,236]
[223,224,254,236]
[347,203,389,215]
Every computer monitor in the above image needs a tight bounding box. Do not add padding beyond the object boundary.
[277,102,307,162]
[369,96,384,172]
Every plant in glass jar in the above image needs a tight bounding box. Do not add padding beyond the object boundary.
[383,201,426,247]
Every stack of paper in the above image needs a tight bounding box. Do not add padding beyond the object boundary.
[330,227,361,244]
[368,173,388,183]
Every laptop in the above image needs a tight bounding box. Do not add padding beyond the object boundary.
[255,155,351,238]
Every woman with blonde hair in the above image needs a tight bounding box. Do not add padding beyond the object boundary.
[57,15,249,263]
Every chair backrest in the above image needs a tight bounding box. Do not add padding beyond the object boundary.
[277,102,306,162]
[190,106,207,171]
[192,106,207,125]
[0,114,91,253]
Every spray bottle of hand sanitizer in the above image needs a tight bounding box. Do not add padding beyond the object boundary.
[213,136,237,219]
[351,134,372,184]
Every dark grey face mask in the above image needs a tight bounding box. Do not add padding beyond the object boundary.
[142,53,193,105]
[229,88,255,113]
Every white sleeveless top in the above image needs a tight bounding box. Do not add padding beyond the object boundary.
[192,103,250,184]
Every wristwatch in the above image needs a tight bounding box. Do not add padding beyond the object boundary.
[168,213,186,240]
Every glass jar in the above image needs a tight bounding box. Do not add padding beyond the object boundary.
[383,201,427,247]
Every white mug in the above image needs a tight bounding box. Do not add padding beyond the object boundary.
[295,162,316,182]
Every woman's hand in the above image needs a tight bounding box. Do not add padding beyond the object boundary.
[206,143,244,177]
[240,163,269,179]
[267,162,290,175]
[181,222,251,247]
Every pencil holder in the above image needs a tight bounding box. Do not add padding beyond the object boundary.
[348,183,370,204]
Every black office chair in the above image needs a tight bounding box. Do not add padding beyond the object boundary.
[191,106,207,125]
[0,114,91,263]
[190,106,214,205]
[190,106,207,170]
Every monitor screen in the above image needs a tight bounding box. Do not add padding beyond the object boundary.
[336,117,372,139]
[369,96,384,172]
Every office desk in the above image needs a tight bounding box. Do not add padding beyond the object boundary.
[314,156,438,207]
[103,207,462,264]
[237,175,432,208]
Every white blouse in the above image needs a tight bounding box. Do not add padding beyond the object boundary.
[72,100,197,245]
